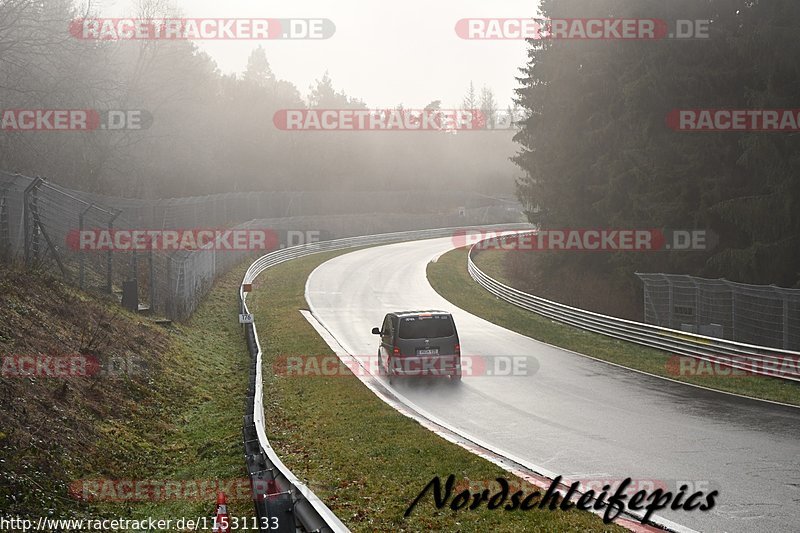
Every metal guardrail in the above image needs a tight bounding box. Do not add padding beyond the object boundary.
[467,232,800,382]
[239,225,525,532]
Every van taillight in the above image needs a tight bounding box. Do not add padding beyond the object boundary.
[454,344,460,355]
[393,346,401,356]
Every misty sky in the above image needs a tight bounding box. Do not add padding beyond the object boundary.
[97,0,541,108]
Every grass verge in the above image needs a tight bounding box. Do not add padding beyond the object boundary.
[1,264,251,523]
[89,265,253,521]
[427,248,800,406]
[246,250,624,532]
[89,268,253,528]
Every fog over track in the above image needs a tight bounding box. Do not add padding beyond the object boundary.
[305,237,800,533]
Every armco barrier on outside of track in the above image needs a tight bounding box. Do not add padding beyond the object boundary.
[467,232,800,383]
[238,224,528,532]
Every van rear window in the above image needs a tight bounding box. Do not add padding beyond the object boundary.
[398,315,455,339]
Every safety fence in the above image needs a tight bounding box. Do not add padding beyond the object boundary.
[637,273,800,352]
[468,233,800,382]
[75,187,519,229]
[239,225,526,532]
[0,171,522,320]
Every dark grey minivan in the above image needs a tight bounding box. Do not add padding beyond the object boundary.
[372,310,461,384]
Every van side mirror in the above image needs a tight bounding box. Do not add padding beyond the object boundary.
[372,327,381,335]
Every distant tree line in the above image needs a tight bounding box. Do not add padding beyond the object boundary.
[511,0,800,307]
[0,1,517,198]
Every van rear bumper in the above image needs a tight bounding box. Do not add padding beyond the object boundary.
[390,355,461,377]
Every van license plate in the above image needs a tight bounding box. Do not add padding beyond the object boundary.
[417,348,439,356]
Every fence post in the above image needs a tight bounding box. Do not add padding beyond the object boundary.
[31,187,40,262]
[129,247,139,308]
[106,210,121,293]
[0,188,8,262]
[174,257,185,319]
[78,204,94,290]
[23,177,43,266]
[723,280,736,342]
[692,278,700,332]
[166,254,173,319]
[782,292,789,350]
[149,241,155,314]
[666,277,674,329]
[131,249,138,282]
